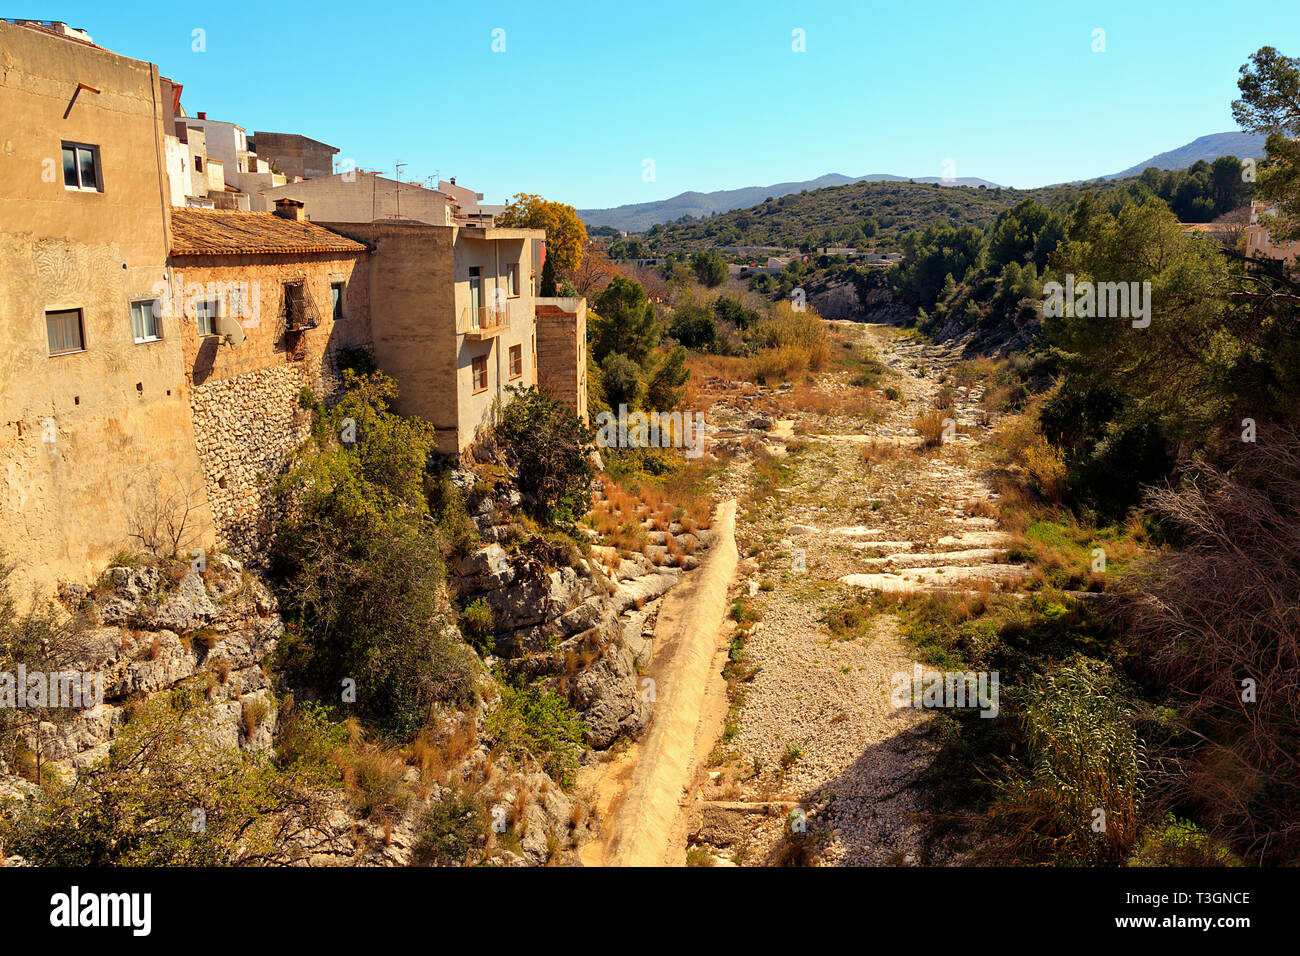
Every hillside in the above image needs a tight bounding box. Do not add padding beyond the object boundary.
[580,172,1003,232]
[635,177,1134,252]
[1104,131,1267,179]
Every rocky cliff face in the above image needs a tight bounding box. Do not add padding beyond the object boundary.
[803,268,910,324]
[2,454,714,867]
[4,554,282,782]
[447,468,711,750]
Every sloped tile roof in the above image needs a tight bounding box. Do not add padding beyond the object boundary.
[170,207,367,256]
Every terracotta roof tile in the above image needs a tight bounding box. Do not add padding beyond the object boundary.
[170,207,367,256]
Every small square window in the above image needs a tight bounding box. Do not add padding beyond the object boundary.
[130,299,162,343]
[195,297,220,336]
[46,309,85,355]
[509,344,522,379]
[61,143,101,191]
[472,355,488,393]
[331,281,346,322]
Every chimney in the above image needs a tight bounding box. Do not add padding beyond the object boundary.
[197,111,207,120]
[273,198,306,222]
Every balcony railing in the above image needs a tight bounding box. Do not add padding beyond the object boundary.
[283,282,323,333]
[462,300,510,340]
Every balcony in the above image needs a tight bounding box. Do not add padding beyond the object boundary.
[462,300,510,341]
[283,282,322,333]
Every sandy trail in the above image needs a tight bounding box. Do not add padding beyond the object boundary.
[580,499,739,867]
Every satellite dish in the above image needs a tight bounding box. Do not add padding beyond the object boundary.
[219,313,246,348]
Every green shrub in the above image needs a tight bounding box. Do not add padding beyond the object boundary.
[669,304,717,350]
[1128,815,1241,867]
[411,787,486,866]
[271,371,476,739]
[600,352,642,410]
[0,686,332,865]
[460,598,495,655]
[486,685,585,788]
[425,473,480,554]
[993,657,1145,864]
[494,385,595,527]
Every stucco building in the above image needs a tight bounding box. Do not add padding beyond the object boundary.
[1246,200,1300,270]
[166,200,371,550]
[0,19,215,595]
[0,18,590,593]
[250,131,339,183]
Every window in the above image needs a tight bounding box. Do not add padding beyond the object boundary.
[61,143,101,191]
[471,355,488,393]
[130,298,161,343]
[468,266,483,329]
[331,281,346,322]
[509,344,522,379]
[46,309,85,355]
[194,156,203,172]
[195,297,220,336]
[283,282,307,329]
[506,262,520,297]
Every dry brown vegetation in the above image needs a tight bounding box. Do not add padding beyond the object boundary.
[912,409,948,449]
[1123,428,1300,864]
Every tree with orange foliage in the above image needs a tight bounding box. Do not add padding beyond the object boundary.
[497,193,588,272]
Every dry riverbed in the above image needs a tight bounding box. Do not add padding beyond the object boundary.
[685,321,1013,867]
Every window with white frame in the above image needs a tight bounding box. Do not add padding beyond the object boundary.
[61,143,101,191]
[130,298,162,343]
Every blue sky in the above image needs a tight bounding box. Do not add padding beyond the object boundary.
[41,0,1300,209]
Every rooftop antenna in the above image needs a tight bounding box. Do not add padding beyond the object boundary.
[394,161,406,219]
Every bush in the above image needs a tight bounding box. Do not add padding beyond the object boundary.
[714,296,760,329]
[271,371,477,739]
[913,409,948,449]
[411,788,486,866]
[494,385,596,527]
[669,304,717,350]
[748,305,831,371]
[425,472,480,554]
[644,346,689,410]
[485,685,585,788]
[460,598,495,655]
[748,344,809,384]
[690,250,728,287]
[600,352,642,410]
[1128,815,1241,867]
[992,657,1144,864]
[0,686,333,865]
[1124,426,1300,864]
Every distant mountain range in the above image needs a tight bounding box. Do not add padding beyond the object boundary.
[578,132,1270,233]
[1101,131,1268,180]
[578,173,1002,232]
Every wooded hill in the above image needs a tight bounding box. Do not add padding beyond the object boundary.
[631,178,1138,253]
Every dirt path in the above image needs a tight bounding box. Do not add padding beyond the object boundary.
[579,499,739,867]
[684,321,1011,866]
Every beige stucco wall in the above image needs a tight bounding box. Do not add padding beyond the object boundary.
[0,22,213,597]
[321,222,544,454]
[453,231,540,446]
[322,221,461,451]
[266,173,453,225]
